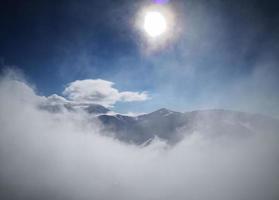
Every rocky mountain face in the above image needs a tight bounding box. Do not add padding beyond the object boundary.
[39,103,279,145]
[98,109,279,145]
[98,108,187,144]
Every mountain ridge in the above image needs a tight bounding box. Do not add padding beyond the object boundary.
[39,102,279,145]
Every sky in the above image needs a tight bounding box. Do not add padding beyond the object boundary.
[0,0,279,116]
[0,1,279,199]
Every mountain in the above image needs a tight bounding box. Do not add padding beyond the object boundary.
[98,108,186,144]
[39,102,279,145]
[84,104,110,114]
[98,108,279,145]
[39,101,109,115]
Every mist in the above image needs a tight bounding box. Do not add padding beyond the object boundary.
[0,71,278,200]
[1,0,279,199]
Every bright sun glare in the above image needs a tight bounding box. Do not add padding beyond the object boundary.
[144,11,167,37]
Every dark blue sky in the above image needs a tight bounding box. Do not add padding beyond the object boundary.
[1,0,279,116]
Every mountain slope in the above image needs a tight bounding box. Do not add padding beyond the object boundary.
[98,108,279,145]
[39,102,279,145]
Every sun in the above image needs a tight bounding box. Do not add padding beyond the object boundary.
[135,4,176,49]
[143,11,167,38]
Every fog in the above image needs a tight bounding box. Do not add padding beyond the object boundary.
[0,72,279,200]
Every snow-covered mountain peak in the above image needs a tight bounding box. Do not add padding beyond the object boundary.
[149,108,178,116]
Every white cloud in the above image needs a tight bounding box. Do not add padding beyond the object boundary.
[1,71,279,200]
[47,94,69,105]
[62,79,150,107]
[120,91,149,102]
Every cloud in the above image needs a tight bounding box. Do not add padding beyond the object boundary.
[62,79,150,107]
[0,71,279,200]
[47,94,69,104]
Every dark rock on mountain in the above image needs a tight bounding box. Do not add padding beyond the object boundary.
[39,102,109,115]
[84,104,110,114]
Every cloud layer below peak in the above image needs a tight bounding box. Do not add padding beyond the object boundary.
[0,70,279,200]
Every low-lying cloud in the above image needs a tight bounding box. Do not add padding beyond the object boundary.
[0,71,278,200]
